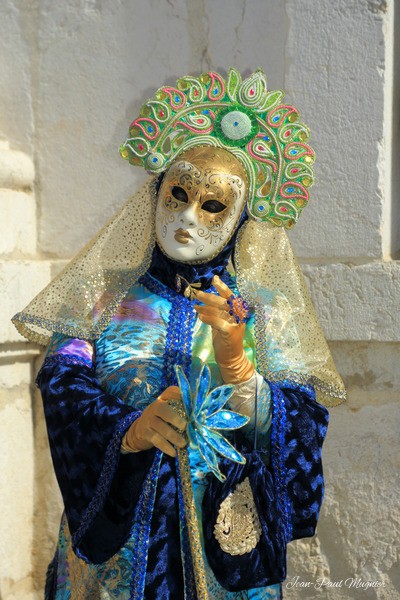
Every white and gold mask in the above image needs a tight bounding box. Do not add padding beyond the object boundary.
[155,147,248,264]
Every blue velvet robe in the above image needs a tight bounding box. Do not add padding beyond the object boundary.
[38,274,328,599]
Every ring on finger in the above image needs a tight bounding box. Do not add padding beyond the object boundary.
[226,294,249,324]
[167,398,187,431]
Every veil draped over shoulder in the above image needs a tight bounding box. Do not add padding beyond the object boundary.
[13,178,346,407]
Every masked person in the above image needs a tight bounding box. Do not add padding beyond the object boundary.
[13,69,346,599]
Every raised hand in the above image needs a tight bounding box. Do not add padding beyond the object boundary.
[193,275,254,384]
[123,386,187,457]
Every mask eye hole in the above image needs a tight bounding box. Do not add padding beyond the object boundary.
[201,199,226,214]
[171,186,188,203]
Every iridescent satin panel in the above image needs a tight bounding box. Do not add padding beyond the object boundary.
[46,333,94,366]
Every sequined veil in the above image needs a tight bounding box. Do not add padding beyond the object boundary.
[13,176,344,407]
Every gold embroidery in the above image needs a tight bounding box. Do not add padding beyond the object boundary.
[214,476,262,555]
[177,447,210,600]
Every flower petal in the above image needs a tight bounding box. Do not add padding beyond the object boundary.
[187,422,200,449]
[206,410,250,430]
[195,363,211,414]
[197,437,218,471]
[203,385,234,416]
[174,365,192,419]
[197,438,226,482]
[199,425,246,464]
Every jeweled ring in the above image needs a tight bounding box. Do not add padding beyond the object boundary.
[167,398,187,423]
[226,295,249,324]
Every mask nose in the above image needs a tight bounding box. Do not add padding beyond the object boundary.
[179,203,198,228]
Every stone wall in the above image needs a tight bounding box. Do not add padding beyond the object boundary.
[0,142,54,599]
[0,0,398,598]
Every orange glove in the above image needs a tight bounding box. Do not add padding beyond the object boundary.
[122,386,187,457]
[194,275,254,384]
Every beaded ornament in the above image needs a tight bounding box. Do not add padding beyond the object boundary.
[120,68,315,228]
[227,294,249,324]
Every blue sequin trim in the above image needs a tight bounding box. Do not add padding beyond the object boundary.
[139,272,182,302]
[140,273,197,386]
[163,296,196,386]
[73,410,141,553]
[129,450,163,600]
[281,378,315,397]
[270,381,292,543]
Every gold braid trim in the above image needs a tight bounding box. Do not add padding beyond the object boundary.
[177,448,210,600]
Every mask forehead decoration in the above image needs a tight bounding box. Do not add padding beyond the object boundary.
[155,146,248,264]
[120,68,315,229]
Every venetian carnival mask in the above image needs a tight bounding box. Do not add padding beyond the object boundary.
[155,146,248,263]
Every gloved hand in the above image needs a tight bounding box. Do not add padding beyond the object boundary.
[194,275,254,384]
[122,386,187,457]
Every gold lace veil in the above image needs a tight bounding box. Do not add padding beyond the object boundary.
[235,221,345,406]
[13,175,345,407]
[12,179,157,346]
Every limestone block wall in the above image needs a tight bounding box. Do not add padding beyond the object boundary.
[0,142,52,600]
[0,0,398,598]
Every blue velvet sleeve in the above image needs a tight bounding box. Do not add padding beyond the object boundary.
[37,349,156,564]
[275,381,330,541]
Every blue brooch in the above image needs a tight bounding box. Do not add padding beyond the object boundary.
[175,364,250,481]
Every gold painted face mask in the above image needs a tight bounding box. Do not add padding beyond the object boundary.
[155,146,248,264]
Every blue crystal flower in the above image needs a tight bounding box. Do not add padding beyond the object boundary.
[175,364,250,481]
